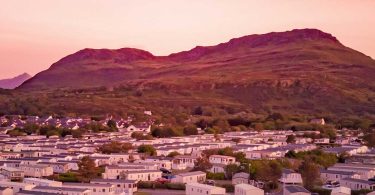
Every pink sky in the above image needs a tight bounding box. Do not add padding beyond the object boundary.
[1,0,374,79]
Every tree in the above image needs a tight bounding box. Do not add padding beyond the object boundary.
[338,152,350,163]
[286,135,296,144]
[299,160,321,190]
[192,106,203,115]
[107,120,118,130]
[364,132,375,147]
[192,157,212,171]
[212,118,230,132]
[97,141,133,154]
[233,152,248,164]
[151,126,182,138]
[224,164,241,179]
[285,150,297,158]
[286,149,337,168]
[131,132,153,140]
[250,160,282,182]
[138,145,157,156]
[267,113,284,121]
[167,151,180,158]
[253,123,264,131]
[231,138,241,144]
[78,156,100,182]
[183,125,198,135]
[218,147,234,156]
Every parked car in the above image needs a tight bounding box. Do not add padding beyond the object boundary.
[160,168,172,174]
[206,180,215,186]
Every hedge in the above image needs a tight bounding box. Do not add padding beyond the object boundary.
[207,172,226,180]
[138,181,185,190]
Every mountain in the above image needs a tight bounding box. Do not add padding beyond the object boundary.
[13,29,375,117]
[0,73,31,89]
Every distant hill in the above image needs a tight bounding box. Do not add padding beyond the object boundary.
[0,73,31,89]
[10,29,375,118]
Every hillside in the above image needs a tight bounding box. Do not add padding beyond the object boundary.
[0,73,31,89]
[7,29,375,119]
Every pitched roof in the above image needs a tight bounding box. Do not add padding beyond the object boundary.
[285,185,310,193]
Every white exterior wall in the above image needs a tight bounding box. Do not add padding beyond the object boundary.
[0,188,13,195]
[235,184,264,195]
[125,171,162,181]
[340,180,375,191]
[23,178,62,187]
[186,183,226,195]
[171,173,206,184]
[19,165,53,178]
[0,181,35,193]
[63,184,115,195]
[209,155,235,165]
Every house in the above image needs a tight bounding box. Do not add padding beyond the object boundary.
[232,172,250,185]
[23,178,62,187]
[171,171,206,184]
[209,155,235,165]
[279,169,303,185]
[63,182,115,195]
[91,153,130,165]
[186,183,226,195]
[327,163,375,180]
[102,164,149,179]
[245,149,283,159]
[30,186,91,195]
[0,187,12,195]
[172,155,198,170]
[0,181,35,193]
[38,162,70,173]
[314,138,330,144]
[121,170,162,181]
[16,190,59,195]
[324,145,369,156]
[235,183,264,195]
[310,118,325,125]
[58,160,79,171]
[0,166,24,181]
[331,186,351,195]
[209,163,226,173]
[19,164,54,177]
[334,138,350,145]
[284,185,311,195]
[126,124,151,133]
[91,178,138,194]
[340,178,375,190]
[320,169,359,182]
[143,156,173,170]
[144,111,152,116]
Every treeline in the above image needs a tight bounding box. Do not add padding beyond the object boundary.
[7,120,118,138]
[148,111,340,138]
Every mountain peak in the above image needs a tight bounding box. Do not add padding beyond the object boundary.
[0,73,31,89]
[168,28,340,61]
[56,47,155,65]
[17,73,31,79]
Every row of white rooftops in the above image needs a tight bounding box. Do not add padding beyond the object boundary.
[0,129,365,157]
